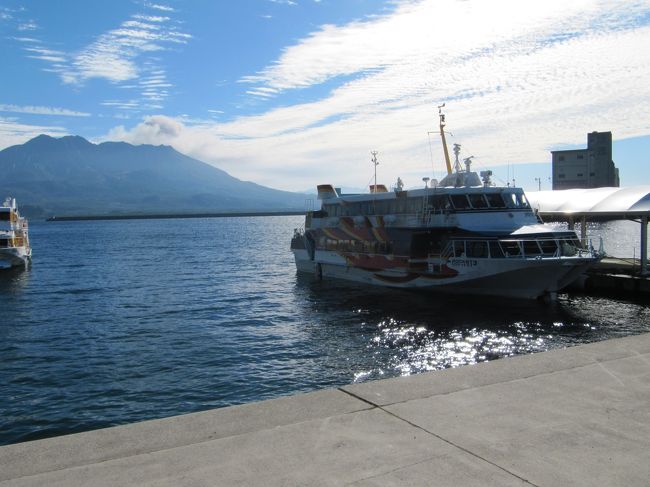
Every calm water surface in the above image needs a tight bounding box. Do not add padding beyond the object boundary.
[1,216,649,445]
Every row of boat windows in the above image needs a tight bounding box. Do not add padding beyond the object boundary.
[321,192,530,217]
[319,238,393,254]
[448,238,583,259]
[316,237,582,258]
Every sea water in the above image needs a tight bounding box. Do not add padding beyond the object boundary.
[1,216,648,445]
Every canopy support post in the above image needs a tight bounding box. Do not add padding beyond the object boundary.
[580,216,587,247]
[641,215,648,276]
[568,216,574,231]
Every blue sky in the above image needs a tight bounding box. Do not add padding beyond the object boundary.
[1,0,650,192]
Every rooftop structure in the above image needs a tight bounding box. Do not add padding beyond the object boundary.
[551,131,620,190]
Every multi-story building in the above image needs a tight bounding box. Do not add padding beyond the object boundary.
[551,131,620,190]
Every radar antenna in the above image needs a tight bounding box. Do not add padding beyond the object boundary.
[452,143,462,173]
[463,156,474,173]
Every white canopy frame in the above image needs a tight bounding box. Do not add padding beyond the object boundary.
[527,186,650,275]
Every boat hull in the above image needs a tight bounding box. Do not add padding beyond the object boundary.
[0,247,32,269]
[292,249,596,299]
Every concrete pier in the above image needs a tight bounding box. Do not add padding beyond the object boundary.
[1,333,649,486]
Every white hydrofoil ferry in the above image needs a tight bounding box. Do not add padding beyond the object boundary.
[290,109,600,299]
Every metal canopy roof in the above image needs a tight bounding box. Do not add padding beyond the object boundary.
[526,186,650,217]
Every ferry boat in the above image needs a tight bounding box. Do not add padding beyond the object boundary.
[290,108,601,299]
[0,197,32,269]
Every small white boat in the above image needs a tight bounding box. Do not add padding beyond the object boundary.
[0,197,32,269]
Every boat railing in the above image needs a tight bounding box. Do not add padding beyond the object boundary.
[417,207,454,225]
[442,236,601,260]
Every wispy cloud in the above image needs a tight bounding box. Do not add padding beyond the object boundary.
[61,13,190,85]
[11,4,190,113]
[110,0,650,191]
[0,117,68,149]
[23,46,66,63]
[0,104,91,117]
[17,20,38,31]
[145,3,176,13]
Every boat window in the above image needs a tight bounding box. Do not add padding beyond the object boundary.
[500,240,521,257]
[560,238,583,256]
[489,241,505,258]
[406,198,420,213]
[485,193,506,208]
[429,194,451,211]
[468,194,488,209]
[375,200,389,215]
[466,241,488,258]
[505,193,518,208]
[560,240,577,256]
[395,199,407,214]
[0,212,10,221]
[539,240,558,256]
[0,238,9,247]
[453,240,466,257]
[523,240,542,256]
[450,194,470,209]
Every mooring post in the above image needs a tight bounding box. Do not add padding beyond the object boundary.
[641,215,648,275]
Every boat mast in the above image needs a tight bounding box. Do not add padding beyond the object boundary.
[371,150,379,214]
[371,150,379,191]
[438,104,453,175]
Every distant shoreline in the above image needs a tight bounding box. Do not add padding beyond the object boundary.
[46,211,307,222]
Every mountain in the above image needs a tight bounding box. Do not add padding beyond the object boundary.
[0,135,310,217]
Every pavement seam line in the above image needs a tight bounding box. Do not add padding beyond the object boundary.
[348,351,649,409]
[342,454,456,486]
[339,388,540,487]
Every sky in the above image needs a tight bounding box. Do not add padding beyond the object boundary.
[1,0,650,193]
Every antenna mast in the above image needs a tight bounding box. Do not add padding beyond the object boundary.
[438,104,453,175]
[371,150,379,192]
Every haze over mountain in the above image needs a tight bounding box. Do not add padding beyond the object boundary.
[0,135,311,217]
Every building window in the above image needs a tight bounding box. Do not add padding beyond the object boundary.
[577,154,584,159]
[577,173,583,177]
[590,172,595,176]
[558,174,565,179]
[559,156,565,161]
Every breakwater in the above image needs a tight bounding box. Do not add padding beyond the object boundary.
[46,210,306,222]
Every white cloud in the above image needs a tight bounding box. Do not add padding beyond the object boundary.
[146,3,176,12]
[15,8,191,114]
[17,20,37,31]
[23,46,67,63]
[107,0,650,191]
[0,104,91,117]
[0,117,68,148]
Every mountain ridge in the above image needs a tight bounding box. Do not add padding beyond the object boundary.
[0,135,310,217]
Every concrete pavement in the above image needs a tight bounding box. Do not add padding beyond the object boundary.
[1,333,649,486]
